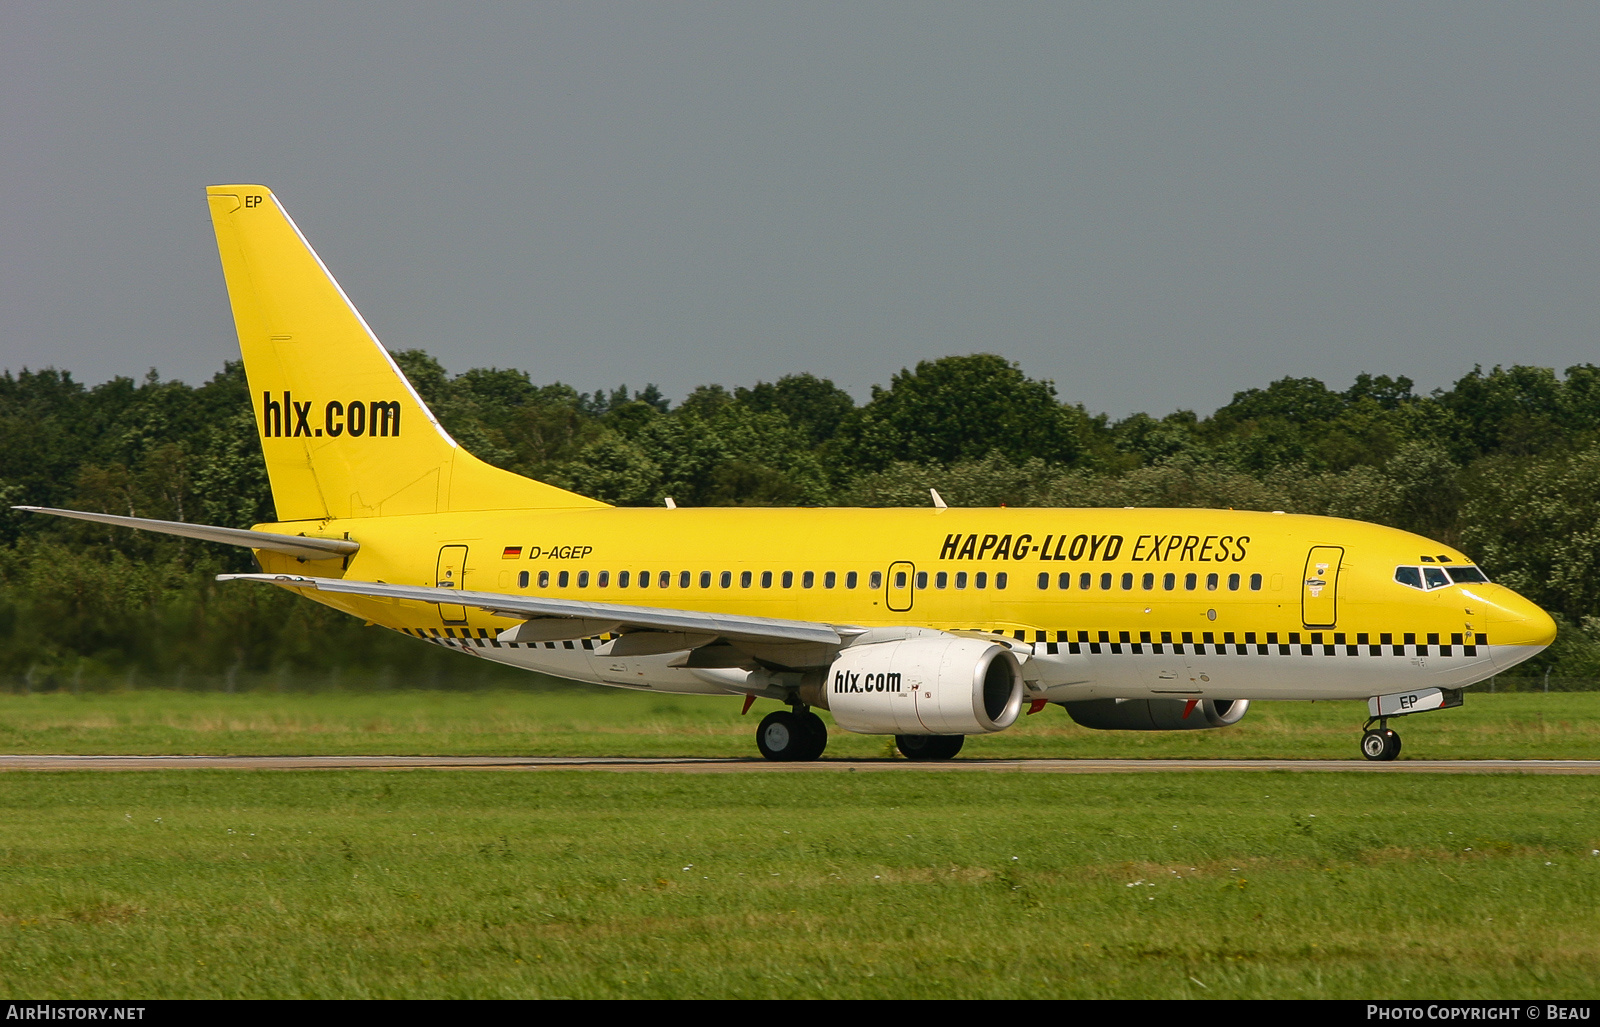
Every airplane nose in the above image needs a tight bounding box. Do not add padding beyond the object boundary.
[1480,585,1557,655]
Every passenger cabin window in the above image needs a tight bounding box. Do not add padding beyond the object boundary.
[846,571,858,589]
[915,571,928,589]
[597,571,609,587]
[995,572,1008,590]
[869,571,882,590]
[1037,572,1049,590]
[955,572,968,589]
[518,571,530,588]
[578,571,590,587]
[761,570,773,588]
[720,571,733,588]
[825,571,837,588]
[937,572,949,589]
[699,571,711,588]
[975,572,988,589]
[741,571,753,588]
[558,571,570,588]
[539,570,550,588]
[803,571,815,588]
[1059,573,1072,590]
[782,571,794,588]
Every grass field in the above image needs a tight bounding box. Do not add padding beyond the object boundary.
[0,686,1596,998]
[0,682,1596,760]
[0,770,1596,998]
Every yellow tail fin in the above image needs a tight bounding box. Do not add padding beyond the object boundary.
[206,185,606,521]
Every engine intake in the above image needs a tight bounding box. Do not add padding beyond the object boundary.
[1063,698,1249,731]
[824,636,1024,736]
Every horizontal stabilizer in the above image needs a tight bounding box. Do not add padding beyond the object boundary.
[13,507,358,561]
[218,572,857,647]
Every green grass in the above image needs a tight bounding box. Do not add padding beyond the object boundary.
[0,771,1595,998]
[0,685,1595,760]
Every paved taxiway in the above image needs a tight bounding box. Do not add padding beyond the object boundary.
[2,755,1597,774]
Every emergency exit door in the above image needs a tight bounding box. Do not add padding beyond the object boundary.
[436,545,468,623]
[886,561,916,612]
[1301,546,1343,629]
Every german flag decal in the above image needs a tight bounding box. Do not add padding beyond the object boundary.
[502,546,522,559]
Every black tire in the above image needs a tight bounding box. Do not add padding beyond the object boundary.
[896,734,965,761]
[796,710,828,761]
[757,711,823,762]
[1361,729,1400,762]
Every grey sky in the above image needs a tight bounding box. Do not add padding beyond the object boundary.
[4,2,1598,419]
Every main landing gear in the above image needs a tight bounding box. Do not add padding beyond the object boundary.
[1361,721,1402,762]
[895,734,965,761]
[756,707,828,762]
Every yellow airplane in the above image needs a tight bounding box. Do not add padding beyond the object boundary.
[17,185,1558,762]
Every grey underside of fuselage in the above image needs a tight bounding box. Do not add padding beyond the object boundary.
[418,630,1527,703]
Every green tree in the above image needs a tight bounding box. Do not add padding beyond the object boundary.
[736,373,857,444]
[835,355,1085,473]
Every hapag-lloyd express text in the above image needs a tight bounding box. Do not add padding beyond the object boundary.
[938,532,1250,563]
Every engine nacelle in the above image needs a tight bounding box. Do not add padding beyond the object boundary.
[825,637,1024,736]
[1063,698,1250,731]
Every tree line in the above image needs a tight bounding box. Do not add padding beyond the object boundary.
[3,352,1599,681]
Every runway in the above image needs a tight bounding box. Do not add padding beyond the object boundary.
[2,755,1598,773]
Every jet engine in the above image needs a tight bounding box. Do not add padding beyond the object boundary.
[1063,698,1250,731]
[823,636,1024,735]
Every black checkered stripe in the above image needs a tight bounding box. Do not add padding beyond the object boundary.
[403,624,1488,659]
[400,626,617,650]
[992,628,1489,658]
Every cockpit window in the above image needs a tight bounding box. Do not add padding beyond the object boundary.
[1395,564,1488,590]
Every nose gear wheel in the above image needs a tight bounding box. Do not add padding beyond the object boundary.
[1361,727,1401,761]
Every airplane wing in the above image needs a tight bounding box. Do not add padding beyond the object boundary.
[218,573,862,655]
[13,506,358,561]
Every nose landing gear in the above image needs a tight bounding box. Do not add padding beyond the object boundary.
[1360,722,1402,761]
[1358,686,1463,761]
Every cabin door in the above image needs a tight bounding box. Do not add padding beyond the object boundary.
[436,544,469,623]
[1301,546,1344,629]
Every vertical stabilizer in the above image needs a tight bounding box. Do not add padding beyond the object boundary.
[206,185,606,521]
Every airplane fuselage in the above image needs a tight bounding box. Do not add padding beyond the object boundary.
[254,505,1551,704]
